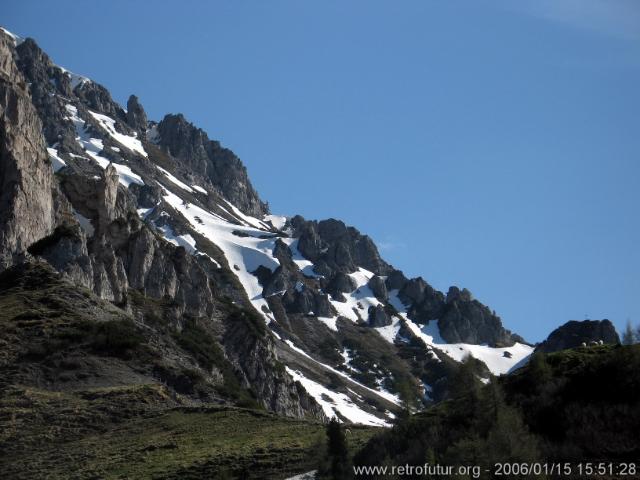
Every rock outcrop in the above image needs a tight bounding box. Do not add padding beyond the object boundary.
[126,94,147,136]
[536,319,620,353]
[156,113,267,217]
[437,286,521,346]
[290,216,392,276]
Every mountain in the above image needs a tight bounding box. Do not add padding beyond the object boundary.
[0,25,535,431]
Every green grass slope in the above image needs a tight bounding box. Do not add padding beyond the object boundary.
[0,386,376,479]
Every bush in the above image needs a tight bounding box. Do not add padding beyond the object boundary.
[173,322,224,371]
[227,307,266,341]
[81,319,144,355]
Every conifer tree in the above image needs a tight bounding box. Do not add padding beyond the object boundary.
[320,418,351,480]
[449,355,482,401]
[622,320,635,345]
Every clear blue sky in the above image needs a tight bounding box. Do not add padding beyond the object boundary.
[5,1,639,342]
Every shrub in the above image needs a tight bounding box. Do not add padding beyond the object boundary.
[81,319,144,355]
[173,322,224,371]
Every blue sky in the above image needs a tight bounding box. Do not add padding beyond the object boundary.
[5,0,639,342]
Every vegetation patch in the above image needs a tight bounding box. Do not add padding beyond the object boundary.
[173,320,263,409]
[81,319,144,356]
[0,386,378,480]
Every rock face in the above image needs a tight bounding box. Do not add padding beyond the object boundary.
[368,305,391,327]
[536,320,620,353]
[290,216,392,276]
[223,310,324,419]
[437,286,521,346]
[156,113,267,217]
[0,31,54,270]
[126,95,147,136]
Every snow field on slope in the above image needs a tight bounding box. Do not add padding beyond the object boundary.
[47,147,67,172]
[316,316,339,331]
[156,166,209,198]
[373,316,402,344]
[281,239,323,278]
[157,166,194,193]
[65,104,144,188]
[153,194,403,422]
[285,367,389,427]
[161,188,279,323]
[222,199,271,230]
[283,339,401,406]
[58,65,90,89]
[284,471,317,480]
[88,110,147,157]
[155,223,197,254]
[332,268,383,323]
[387,290,533,376]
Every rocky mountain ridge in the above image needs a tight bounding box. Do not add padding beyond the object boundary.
[0,26,590,426]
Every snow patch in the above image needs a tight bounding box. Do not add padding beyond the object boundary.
[317,316,339,332]
[285,367,389,427]
[146,124,160,144]
[328,268,382,323]
[137,206,155,220]
[57,65,91,89]
[0,27,24,46]
[388,290,534,375]
[155,223,197,254]
[264,214,288,230]
[157,166,194,193]
[374,316,402,344]
[161,188,279,323]
[46,147,67,172]
[284,470,317,480]
[282,238,323,278]
[88,110,147,157]
[223,199,271,230]
[283,339,401,406]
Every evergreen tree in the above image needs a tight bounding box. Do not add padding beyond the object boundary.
[395,377,418,422]
[449,355,482,401]
[445,381,541,475]
[476,378,507,433]
[622,320,635,345]
[319,418,351,480]
[527,351,552,389]
[486,404,541,468]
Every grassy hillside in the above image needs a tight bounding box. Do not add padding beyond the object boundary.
[0,385,376,479]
